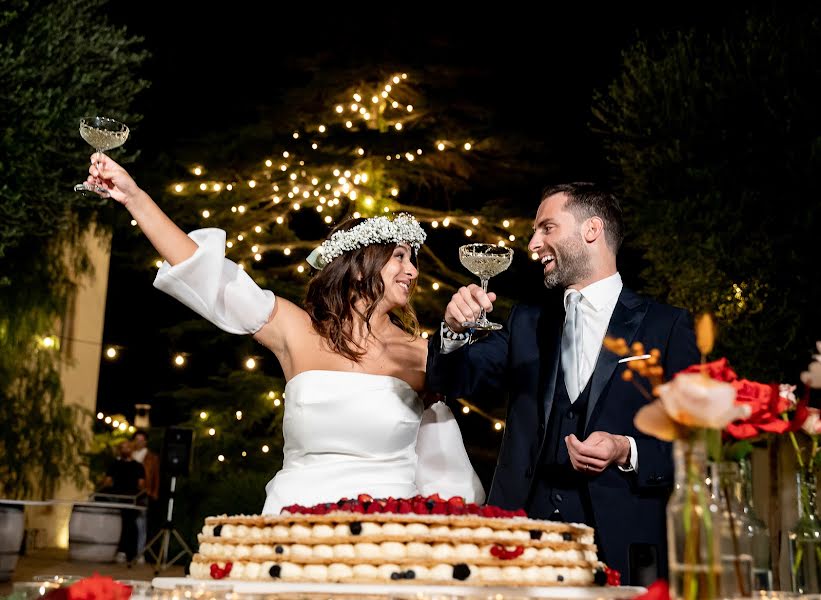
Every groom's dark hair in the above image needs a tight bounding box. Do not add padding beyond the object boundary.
[541,182,624,253]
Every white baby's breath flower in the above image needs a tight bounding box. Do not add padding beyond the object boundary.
[306,213,426,270]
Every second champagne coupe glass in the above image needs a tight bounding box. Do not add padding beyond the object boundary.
[458,243,514,331]
[73,116,129,198]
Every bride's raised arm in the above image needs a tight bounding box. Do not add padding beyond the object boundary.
[89,153,280,341]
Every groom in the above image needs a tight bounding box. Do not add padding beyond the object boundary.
[427,183,699,585]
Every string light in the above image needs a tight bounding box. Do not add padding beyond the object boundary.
[96,411,137,434]
[456,399,505,432]
[245,358,257,370]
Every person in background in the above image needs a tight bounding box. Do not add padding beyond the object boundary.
[103,440,145,564]
[130,430,159,565]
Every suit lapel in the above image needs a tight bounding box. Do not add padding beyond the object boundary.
[584,288,648,432]
[538,295,564,422]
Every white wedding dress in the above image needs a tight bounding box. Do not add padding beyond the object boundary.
[153,229,486,514]
[263,369,484,514]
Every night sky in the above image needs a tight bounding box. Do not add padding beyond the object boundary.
[95,2,770,423]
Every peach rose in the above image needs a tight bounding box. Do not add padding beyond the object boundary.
[635,373,750,441]
[801,407,821,436]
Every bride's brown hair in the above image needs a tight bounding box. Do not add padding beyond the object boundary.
[304,218,420,361]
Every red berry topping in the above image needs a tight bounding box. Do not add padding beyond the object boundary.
[605,566,621,586]
[489,544,524,560]
[431,503,448,515]
[210,562,233,579]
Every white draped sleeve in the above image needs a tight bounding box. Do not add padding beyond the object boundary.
[415,402,486,504]
[153,228,276,335]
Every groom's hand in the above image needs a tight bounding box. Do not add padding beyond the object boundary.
[565,432,630,474]
[444,284,497,333]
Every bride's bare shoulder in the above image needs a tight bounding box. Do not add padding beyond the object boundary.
[252,296,313,352]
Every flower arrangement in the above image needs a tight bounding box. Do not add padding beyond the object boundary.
[607,318,821,598]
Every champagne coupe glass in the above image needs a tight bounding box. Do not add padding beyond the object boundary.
[73,116,129,198]
[458,243,513,331]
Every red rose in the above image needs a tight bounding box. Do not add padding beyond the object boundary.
[679,358,738,382]
[65,574,132,600]
[725,380,790,439]
[632,579,670,600]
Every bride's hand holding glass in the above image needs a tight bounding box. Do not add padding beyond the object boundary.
[86,153,141,206]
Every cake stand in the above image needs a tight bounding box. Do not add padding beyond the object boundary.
[152,577,645,599]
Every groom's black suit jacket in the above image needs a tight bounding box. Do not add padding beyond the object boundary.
[427,287,699,585]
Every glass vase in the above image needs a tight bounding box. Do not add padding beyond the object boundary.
[712,461,756,597]
[789,467,821,594]
[737,457,773,590]
[668,433,723,600]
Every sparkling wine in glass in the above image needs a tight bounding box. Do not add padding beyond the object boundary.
[458,243,513,331]
[73,116,129,198]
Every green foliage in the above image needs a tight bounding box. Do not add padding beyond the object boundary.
[593,9,821,380]
[0,348,92,498]
[0,0,148,498]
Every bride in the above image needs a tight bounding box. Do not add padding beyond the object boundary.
[86,154,485,514]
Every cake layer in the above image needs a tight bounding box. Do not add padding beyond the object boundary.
[189,558,597,586]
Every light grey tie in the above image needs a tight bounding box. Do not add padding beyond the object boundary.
[562,290,583,401]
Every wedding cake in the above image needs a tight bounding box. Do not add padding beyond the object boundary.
[191,495,615,586]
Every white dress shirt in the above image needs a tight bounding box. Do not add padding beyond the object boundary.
[441,271,638,472]
[565,272,637,473]
[132,447,148,464]
[564,272,622,395]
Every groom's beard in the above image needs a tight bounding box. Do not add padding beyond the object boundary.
[543,234,592,290]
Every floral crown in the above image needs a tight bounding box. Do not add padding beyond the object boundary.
[306,213,427,270]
